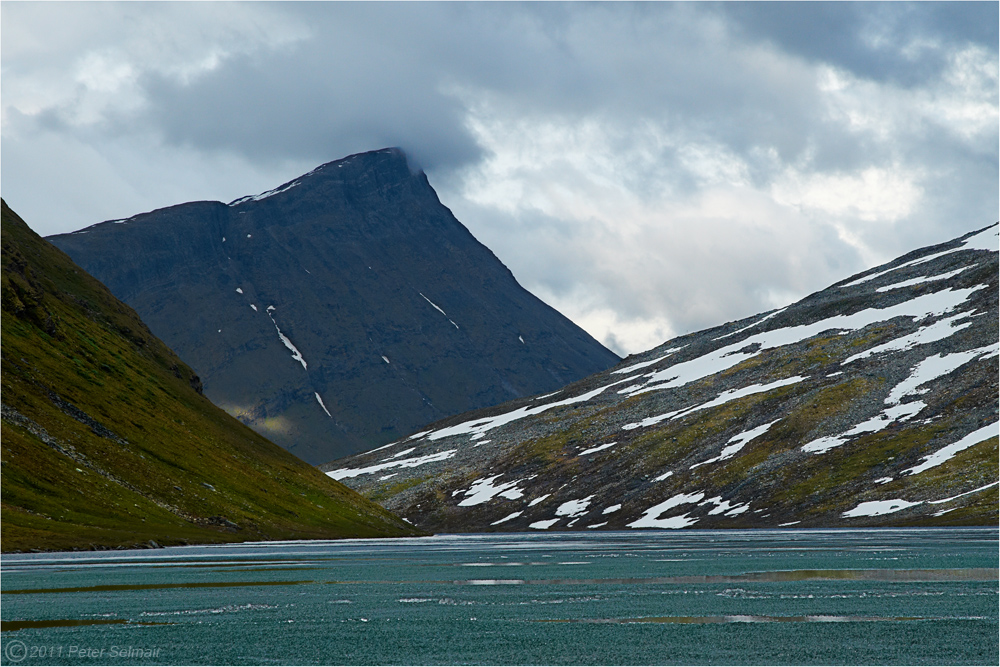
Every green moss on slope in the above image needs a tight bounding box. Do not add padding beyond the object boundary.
[1,200,422,552]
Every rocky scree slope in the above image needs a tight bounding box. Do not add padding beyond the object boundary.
[324,224,999,531]
[1,200,419,552]
[48,149,619,464]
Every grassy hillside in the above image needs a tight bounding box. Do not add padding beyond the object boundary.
[1,199,421,551]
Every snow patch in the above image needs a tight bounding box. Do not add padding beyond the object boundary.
[875,266,973,292]
[842,313,973,364]
[230,178,301,206]
[382,447,416,461]
[802,402,926,454]
[314,393,332,418]
[841,227,996,288]
[958,225,999,252]
[627,492,705,529]
[928,481,1000,505]
[555,496,594,518]
[627,287,983,398]
[426,375,640,442]
[420,293,460,329]
[528,494,550,507]
[885,344,997,405]
[265,308,308,370]
[611,347,686,374]
[529,519,560,530]
[457,476,526,507]
[365,439,404,455]
[691,421,778,469]
[805,344,996,455]
[842,479,999,518]
[491,512,523,526]
[326,449,457,480]
[713,308,787,341]
[903,421,999,476]
[842,499,921,517]
[699,496,750,516]
[624,378,804,431]
[579,442,617,456]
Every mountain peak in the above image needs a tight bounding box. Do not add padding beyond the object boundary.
[227,147,418,208]
[48,154,619,464]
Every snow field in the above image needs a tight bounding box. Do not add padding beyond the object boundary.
[326,449,457,480]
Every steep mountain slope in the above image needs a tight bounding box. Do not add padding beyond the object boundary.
[1,200,419,552]
[47,149,619,464]
[325,224,999,531]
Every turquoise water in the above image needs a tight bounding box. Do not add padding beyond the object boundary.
[1,529,997,665]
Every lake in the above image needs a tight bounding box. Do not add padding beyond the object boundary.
[1,529,997,665]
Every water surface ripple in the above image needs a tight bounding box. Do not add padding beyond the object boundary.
[1,528,996,665]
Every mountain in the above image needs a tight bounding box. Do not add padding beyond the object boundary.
[47,149,619,464]
[1,200,419,552]
[323,224,998,531]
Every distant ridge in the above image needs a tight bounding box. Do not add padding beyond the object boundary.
[1,200,418,552]
[325,224,999,532]
[48,149,620,464]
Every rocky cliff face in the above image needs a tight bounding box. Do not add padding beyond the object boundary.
[324,224,998,531]
[48,149,619,464]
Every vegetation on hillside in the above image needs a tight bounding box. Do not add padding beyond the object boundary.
[1,200,421,552]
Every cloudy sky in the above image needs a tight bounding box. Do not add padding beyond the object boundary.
[3,2,997,355]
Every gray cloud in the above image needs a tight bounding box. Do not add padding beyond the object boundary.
[719,1,998,87]
[142,49,483,172]
[2,1,996,354]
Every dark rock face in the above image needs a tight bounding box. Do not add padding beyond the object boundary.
[325,224,998,532]
[48,149,619,464]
